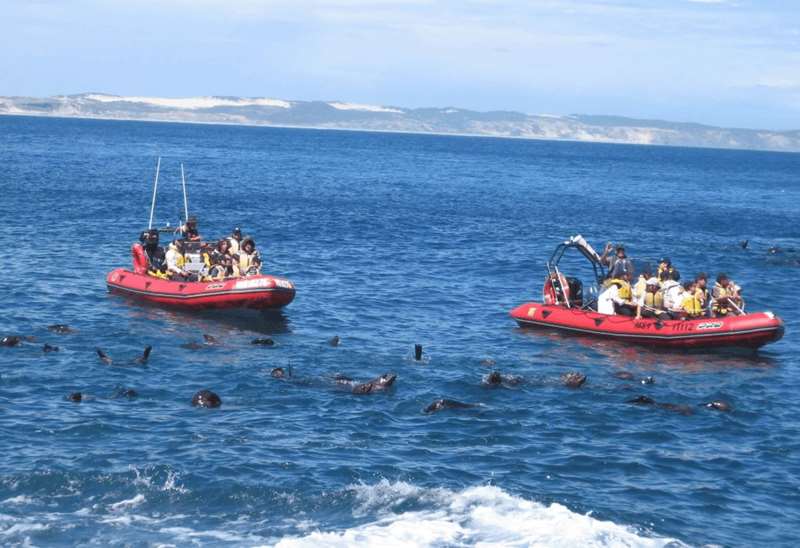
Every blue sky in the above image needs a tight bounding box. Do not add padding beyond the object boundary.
[2,0,799,129]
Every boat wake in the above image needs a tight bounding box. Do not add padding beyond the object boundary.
[275,480,685,547]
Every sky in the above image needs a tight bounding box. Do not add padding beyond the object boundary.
[2,0,799,130]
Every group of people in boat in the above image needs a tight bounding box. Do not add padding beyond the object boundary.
[596,243,744,319]
[132,217,263,281]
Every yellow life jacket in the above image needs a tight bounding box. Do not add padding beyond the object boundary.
[147,269,169,280]
[712,283,729,314]
[607,278,631,300]
[632,277,647,300]
[682,294,703,316]
[239,252,255,274]
[644,291,663,310]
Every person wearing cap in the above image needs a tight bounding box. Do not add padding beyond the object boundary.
[657,257,679,284]
[143,229,167,278]
[178,216,201,241]
[600,243,634,280]
[227,227,244,255]
[637,276,666,319]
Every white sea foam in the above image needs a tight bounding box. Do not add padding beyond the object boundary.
[84,94,292,110]
[109,494,145,512]
[1,495,35,505]
[328,102,403,114]
[275,481,684,548]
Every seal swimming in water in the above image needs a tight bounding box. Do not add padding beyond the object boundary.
[485,371,503,386]
[203,334,218,345]
[627,395,693,415]
[43,343,60,352]
[703,400,732,412]
[414,344,423,361]
[96,346,151,365]
[424,399,478,414]
[112,387,138,399]
[252,338,275,346]
[271,367,290,379]
[48,324,76,334]
[1,336,22,347]
[561,372,587,388]
[352,373,397,394]
[328,336,341,347]
[482,371,522,387]
[67,392,82,402]
[192,390,221,408]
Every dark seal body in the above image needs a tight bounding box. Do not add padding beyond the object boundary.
[192,390,222,408]
[352,373,396,394]
[424,399,477,414]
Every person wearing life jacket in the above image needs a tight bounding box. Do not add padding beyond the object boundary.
[657,257,680,285]
[197,242,214,281]
[694,272,710,316]
[177,216,201,241]
[165,239,190,280]
[597,271,634,316]
[209,238,236,279]
[600,243,633,280]
[227,227,244,255]
[661,269,685,319]
[142,229,167,278]
[712,273,744,316]
[235,237,262,277]
[631,267,650,307]
[681,281,704,317]
[637,277,667,319]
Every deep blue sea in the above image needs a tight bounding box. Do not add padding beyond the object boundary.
[1,115,799,547]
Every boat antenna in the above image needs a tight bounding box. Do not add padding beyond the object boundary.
[180,162,189,222]
[148,156,161,229]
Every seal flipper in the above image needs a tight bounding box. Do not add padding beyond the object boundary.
[96,348,112,365]
[135,346,152,364]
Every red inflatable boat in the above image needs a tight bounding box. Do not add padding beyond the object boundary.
[510,235,784,350]
[107,159,296,312]
[107,268,295,311]
[511,303,783,349]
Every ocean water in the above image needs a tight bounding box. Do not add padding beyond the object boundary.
[1,115,799,547]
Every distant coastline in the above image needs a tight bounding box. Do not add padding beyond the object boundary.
[2,93,799,153]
